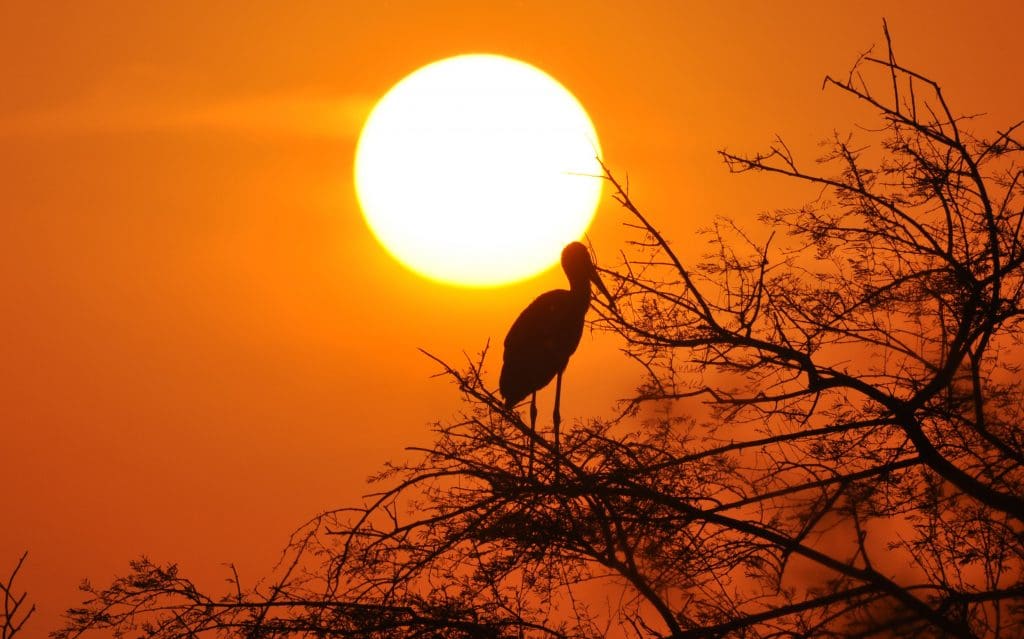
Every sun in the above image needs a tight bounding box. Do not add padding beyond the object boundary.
[354,54,602,288]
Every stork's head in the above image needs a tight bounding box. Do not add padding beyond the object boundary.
[562,242,615,310]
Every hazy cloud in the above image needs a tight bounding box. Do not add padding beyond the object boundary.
[0,71,373,139]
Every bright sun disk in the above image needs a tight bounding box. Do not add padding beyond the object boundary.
[354,54,603,288]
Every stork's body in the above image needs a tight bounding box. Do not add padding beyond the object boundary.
[499,242,613,474]
[499,288,589,407]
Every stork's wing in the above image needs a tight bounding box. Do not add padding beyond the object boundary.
[503,290,578,355]
[500,290,587,406]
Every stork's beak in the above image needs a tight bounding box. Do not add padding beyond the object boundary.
[590,268,616,311]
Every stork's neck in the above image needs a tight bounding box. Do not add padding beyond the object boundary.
[567,271,592,302]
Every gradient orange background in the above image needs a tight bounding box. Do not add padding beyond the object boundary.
[2,2,1021,633]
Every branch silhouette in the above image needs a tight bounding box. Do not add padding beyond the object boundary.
[1,552,35,639]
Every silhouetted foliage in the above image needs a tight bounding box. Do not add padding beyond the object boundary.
[2,552,35,639]
[57,24,1024,639]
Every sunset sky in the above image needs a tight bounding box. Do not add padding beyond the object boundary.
[2,2,1022,633]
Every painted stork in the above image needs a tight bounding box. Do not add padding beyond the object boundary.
[499,241,614,474]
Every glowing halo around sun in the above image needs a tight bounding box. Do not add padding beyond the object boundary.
[354,54,603,288]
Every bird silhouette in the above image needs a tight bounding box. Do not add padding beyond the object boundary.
[499,241,615,475]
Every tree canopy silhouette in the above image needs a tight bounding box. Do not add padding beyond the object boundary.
[56,24,1024,639]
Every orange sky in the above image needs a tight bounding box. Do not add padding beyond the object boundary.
[2,2,1021,633]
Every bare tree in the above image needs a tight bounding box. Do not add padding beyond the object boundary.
[2,553,35,639]
[55,23,1024,639]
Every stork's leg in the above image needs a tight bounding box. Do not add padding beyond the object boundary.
[553,371,563,477]
[528,392,537,476]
